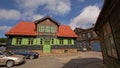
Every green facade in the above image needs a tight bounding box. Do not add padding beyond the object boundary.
[11,37,75,45]
[11,37,75,53]
[7,17,76,53]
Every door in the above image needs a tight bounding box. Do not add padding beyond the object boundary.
[43,39,51,53]
[92,41,101,51]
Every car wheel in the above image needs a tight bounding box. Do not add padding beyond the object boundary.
[6,60,14,67]
[29,55,34,59]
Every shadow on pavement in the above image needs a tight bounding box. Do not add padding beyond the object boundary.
[62,58,104,68]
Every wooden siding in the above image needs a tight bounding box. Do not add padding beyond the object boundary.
[37,19,58,36]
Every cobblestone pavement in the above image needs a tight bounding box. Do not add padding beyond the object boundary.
[0,51,106,68]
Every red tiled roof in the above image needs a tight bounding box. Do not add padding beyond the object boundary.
[6,22,77,38]
[5,21,37,36]
[57,25,77,38]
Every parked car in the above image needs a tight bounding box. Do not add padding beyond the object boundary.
[82,47,87,51]
[0,51,26,67]
[12,49,39,59]
[77,45,87,52]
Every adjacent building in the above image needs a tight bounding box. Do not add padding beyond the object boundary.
[95,0,120,68]
[5,16,77,53]
[74,27,100,51]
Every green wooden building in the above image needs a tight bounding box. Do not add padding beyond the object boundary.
[5,16,77,53]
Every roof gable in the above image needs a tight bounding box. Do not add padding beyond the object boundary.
[34,16,60,26]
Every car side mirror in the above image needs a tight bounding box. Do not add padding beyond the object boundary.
[0,55,5,58]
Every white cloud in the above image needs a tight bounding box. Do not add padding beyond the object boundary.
[32,14,44,21]
[15,0,71,15]
[0,26,11,31]
[0,9,21,20]
[19,11,44,21]
[44,0,71,15]
[69,5,100,29]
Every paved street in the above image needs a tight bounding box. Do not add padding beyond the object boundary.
[0,51,106,68]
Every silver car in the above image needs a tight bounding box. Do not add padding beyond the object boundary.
[0,51,26,67]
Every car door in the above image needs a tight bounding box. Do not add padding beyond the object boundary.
[0,53,6,65]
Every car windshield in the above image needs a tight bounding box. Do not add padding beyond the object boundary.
[3,51,13,56]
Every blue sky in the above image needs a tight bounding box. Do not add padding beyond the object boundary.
[0,0,104,38]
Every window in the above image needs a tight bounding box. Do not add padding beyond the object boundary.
[59,39,63,44]
[40,39,43,44]
[44,39,50,45]
[45,26,50,32]
[51,39,54,44]
[68,39,72,44]
[28,38,33,45]
[88,33,91,38]
[103,22,118,59]
[39,25,57,33]
[51,26,56,33]
[16,38,22,44]
[83,34,85,38]
[39,26,44,32]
